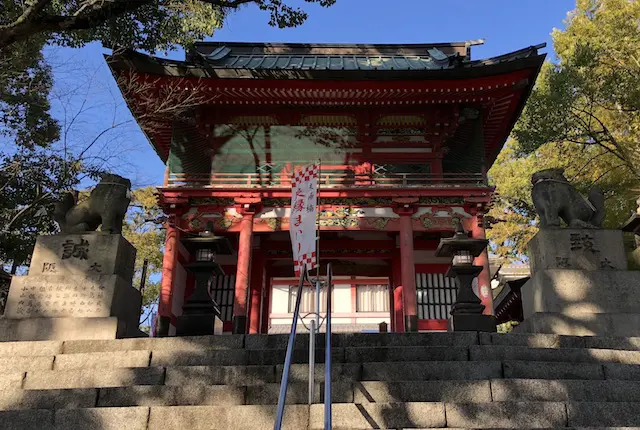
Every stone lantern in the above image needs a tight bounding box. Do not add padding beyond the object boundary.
[176,222,232,336]
[435,219,496,332]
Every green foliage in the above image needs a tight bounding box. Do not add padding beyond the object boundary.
[1,1,337,51]
[497,320,519,334]
[121,187,165,316]
[490,0,640,259]
[487,140,637,259]
[0,150,103,268]
[0,38,59,148]
[515,0,640,179]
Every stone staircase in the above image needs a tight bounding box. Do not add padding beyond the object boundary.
[2,332,640,429]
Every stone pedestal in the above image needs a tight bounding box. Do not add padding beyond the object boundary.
[2,233,141,341]
[517,229,640,336]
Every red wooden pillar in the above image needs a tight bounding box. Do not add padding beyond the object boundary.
[158,217,179,336]
[398,211,418,332]
[233,210,255,334]
[391,253,404,333]
[471,210,493,315]
[248,249,264,334]
[262,263,273,334]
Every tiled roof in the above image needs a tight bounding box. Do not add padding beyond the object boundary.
[197,46,458,71]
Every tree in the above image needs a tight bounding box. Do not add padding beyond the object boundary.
[0,38,59,148]
[0,0,337,50]
[121,187,165,328]
[487,139,637,259]
[0,64,142,270]
[515,0,640,180]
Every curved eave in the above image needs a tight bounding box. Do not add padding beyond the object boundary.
[105,48,545,81]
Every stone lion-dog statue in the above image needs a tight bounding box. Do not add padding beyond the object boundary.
[531,168,605,229]
[53,173,132,234]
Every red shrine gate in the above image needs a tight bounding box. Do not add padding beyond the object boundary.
[107,40,545,335]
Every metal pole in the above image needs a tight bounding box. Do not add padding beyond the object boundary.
[308,319,316,405]
[274,268,307,430]
[324,264,333,430]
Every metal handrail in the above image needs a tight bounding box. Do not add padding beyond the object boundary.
[274,268,308,430]
[324,263,333,430]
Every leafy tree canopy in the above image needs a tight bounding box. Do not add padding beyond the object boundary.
[487,140,637,259]
[121,187,165,325]
[0,38,59,148]
[1,0,337,51]
[514,0,640,179]
[489,0,640,259]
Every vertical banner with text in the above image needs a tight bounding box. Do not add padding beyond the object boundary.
[290,164,319,277]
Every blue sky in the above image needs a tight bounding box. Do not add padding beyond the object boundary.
[46,0,577,189]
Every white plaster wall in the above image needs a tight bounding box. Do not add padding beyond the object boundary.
[333,284,351,313]
[269,281,389,329]
[355,317,391,324]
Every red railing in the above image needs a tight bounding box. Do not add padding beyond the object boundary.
[167,164,487,188]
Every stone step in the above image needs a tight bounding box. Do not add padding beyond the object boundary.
[504,360,605,380]
[0,341,62,357]
[471,345,640,364]
[246,332,479,349]
[23,367,165,390]
[53,350,151,370]
[492,379,640,402]
[61,335,244,354]
[481,332,640,351]
[165,365,278,386]
[0,389,97,411]
[362,360,502,381]
[11,378,640,410]
[0,401,640,428]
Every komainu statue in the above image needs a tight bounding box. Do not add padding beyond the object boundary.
[531,168,605,229]
[53,174,132,234]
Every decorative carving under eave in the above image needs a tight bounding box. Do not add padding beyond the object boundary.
[320,208,365,218]
[418,196,466,205]
[419,213,464,230]
[187,197,235,206]
[53,173,131,234]
[366,218,393,230]
[531,168,605,229]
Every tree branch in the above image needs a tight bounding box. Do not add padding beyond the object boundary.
[0,0,258,48]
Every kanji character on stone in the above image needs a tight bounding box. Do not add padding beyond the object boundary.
[61,238,90,260]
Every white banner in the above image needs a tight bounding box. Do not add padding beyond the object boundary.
[290,164,319,277]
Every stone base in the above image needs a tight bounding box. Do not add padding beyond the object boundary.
[175,313,223,337]
[520,269,640,336]
[448,314,496,332]
[0,317,140,341]
[515,312,640,337]
[29,233,136,283]
[527,229,627,272]
[522,269,640,318]
[5,275,141,330]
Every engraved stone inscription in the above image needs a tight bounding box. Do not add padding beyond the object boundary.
[61,238,90,260]
[555,257,571,268]
[569,233,600,253]
[600,258,616,270]
[13,278,107,318]
[42,262,57,273]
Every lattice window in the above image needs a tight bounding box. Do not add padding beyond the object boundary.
[208,275,236,322]
[288,285,332,314]
[356,284,389,312]
[416,273,457,320]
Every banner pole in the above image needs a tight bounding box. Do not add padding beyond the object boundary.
[315,159,321,330]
